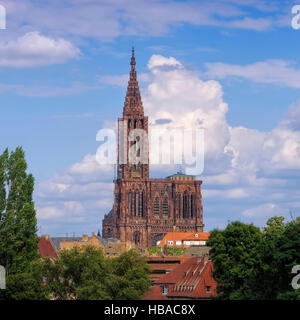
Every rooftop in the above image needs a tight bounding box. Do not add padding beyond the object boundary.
[166,172,196,180]
[143,256,217,300]
[157,232,210,246]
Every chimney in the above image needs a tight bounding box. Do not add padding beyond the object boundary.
[82,234,88,242]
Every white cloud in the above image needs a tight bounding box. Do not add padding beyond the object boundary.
[37,206,64,220]
[0,31,80,67]
[148,55,182,69]
[68,154,114,183]
[241,202,291,227]
[203,187,248,199]
[205,59,300,88]
[243,202,289,218]
[0,0,286,45]
[36,153,114,235]
[36,54,300,233]
[141,54,300,228]
[144,54,230,163]
[227,17,273,31]
[0,82,99,97]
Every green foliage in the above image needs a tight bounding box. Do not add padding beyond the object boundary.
[208,217,300,300]
[44,247,151,300]
[108,250,151,299]
[0,147,40,299]
[147,246,186,256]
[208,221,263,299]
[2,260,50,300]
[274,219,300,298]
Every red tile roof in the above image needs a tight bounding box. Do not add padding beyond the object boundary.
[154,256,198,284]
[147,256,191,281]
[147,256,190,263]
[38,236,58,260]
[144,256,217,300]
[143,285,167,300]
[157,232,210,247]
[167,259,217,298]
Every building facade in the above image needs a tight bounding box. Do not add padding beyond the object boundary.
[157,232,210,247]
[102,49,204,248]
[59,233,106,251]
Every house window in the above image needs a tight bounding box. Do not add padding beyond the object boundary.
[162,285,168,295]
[206,286,211,293]
[176,241,182,246]
[167,240,173,246]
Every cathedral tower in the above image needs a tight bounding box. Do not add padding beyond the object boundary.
[117,48,149,180]
[102,49,204,248]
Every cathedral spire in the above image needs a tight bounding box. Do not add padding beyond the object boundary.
[131,47,136,71]
[123,47,143,116]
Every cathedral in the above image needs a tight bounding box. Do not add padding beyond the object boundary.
[102,49,204,248]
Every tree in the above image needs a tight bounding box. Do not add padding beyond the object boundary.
[251,216,286,299]
[1,260,50,300]
[250,217,300,300]
[45,247,151,300]
[208,217,300,300]
[0,147,40,299]
[147,246,186,256]
[207,221,263,299]
[107,249,151,299]
[44,246,110,300]
[275,219,300,299]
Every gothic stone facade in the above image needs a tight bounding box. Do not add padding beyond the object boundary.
[102,49,204,248]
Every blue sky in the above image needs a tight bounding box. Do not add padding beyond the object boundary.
[0,0,300,236]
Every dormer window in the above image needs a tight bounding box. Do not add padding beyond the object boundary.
[162,285,168,295]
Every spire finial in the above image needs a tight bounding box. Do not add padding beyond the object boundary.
[130,46,136,71]
[124,46,143,116]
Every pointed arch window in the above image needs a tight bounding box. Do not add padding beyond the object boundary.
[135,192,139,217]
[177,194,181,218]
[162,198,169,216]
[183,192,189,218]
[140,191,146,217]
[133,231,141,245]
[128,192,133,216]
[190,194,195,218]
[153,198,160,215]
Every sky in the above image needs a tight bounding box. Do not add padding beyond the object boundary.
[0,0,300,236]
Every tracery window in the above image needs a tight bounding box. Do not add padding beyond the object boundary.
[153,197,160,215]
[162,198,169,215]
